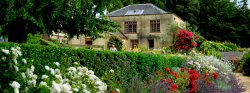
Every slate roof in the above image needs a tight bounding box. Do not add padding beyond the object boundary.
[108,4,167,17]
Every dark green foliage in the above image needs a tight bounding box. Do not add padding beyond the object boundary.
[0,43,184,82]
[0,0,119,43]
[108,35,123,51]
[241,52,250,76]
[26,34,42,45]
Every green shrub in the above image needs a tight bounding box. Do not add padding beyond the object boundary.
[198,41,238,52]
[26,34,41,44]
[241,52,250,76]
[108,35,123,51]
[223,42,238,51]
[0,43,184,82]
[198,41,239,58]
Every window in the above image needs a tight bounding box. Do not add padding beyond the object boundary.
[130,40,138,49]
[150,20,160,32]
[85,38,92,45]
[124,21,137,33]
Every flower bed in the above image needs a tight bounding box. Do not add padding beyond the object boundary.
[0,44,245,93]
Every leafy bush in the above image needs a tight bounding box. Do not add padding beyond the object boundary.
[241,52,250,76]
[47,38,62,46]
[198,41,239,58]
[108,35,123,51]
[224,42,238,51]
[0,43,184,84]
[26,34,41,44]
[198,41,238,53]
[173,29,201,52]
[0,47,107,92]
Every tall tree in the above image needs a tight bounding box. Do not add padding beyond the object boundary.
[0,0,118,43]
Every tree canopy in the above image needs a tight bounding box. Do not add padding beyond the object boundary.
[0,0,118,43]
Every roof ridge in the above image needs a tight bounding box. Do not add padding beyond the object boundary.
[108,4,167,17]
[107,5,131,15]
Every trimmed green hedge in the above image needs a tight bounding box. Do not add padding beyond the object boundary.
[0,43,184,80]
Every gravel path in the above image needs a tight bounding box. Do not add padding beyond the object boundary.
[235,73,250,93]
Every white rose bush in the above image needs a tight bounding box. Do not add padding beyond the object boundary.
[0,47,107,93]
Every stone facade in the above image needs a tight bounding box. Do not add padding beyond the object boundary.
[108,13,184,49]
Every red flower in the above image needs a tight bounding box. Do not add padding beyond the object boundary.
[111,92,117,93]
[204,72,209,80]
[164,67,171,73]
[191,42,197,47]
[170,84,178,92]
[160,78,166,83]
[207,81,212,86]
[181,68,185,72]
[213,72,218,79]
[189,82,197,93]
[171,72,178,78]
[168,78,173,85]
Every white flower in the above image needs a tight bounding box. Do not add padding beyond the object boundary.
[31,65,35,72]
[17,51,22,56]
[116,88,120,93]
[52,81,61,93]
[61,83,72,93]
[54,68,61,74]
[55,75,62,80]
[95,81,104,86]
[2,49,9,55]
[83,89,91,93]
[109,69,114,73]
[42,75,48,80]
[54,62,60,67]
[73,62,78,65]
[50,69,55,75]
[16,47,21,50]
[14,66,19,71]
[68,67,77,72]
[21,72,26,79]
[13,59,18,65]
[73,88,79,92]
[22,59,27,64]
[10,81,20,93]
[11,47,14,51]
[45,66,50,71]
[82,84,87,89]
[39,81,47,86]
[29,79,36,86]
[78,72,83,76]
[32,75,37,80]
[86,70,94,75]
[62,79,69,83]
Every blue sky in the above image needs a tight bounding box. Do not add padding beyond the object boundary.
[231,0,250,8]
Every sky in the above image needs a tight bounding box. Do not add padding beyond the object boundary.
[230,0,250,8]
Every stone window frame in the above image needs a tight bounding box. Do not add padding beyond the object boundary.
[124,21,137,33]
[130,39,138,49]
[150,20,160,33]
